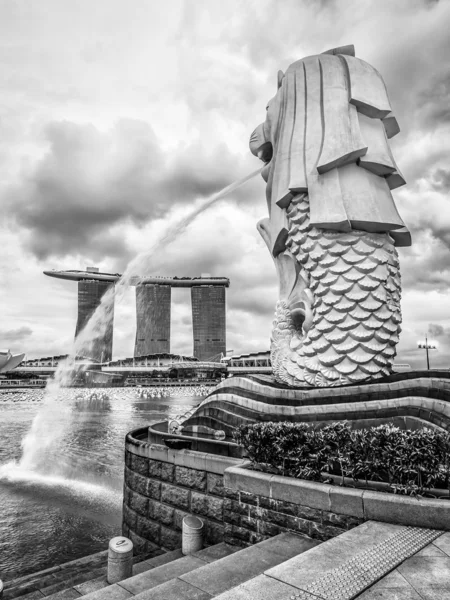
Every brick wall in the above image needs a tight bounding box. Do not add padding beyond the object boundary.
[223,489,362,545]
[123,441,363,552]
[123,452,228,552]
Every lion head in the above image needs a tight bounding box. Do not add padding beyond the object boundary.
[250,44,410,256]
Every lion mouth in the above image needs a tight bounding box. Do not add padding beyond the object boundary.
[261,160,272,182]
[256,142,273,182]
[257,141,273,163]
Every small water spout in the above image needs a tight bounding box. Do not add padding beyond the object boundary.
[18,167,261,472]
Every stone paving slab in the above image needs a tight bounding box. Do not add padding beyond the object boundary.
[358,588,422,599]
[180,541,304,596]
[133,577,212,600]
[73,577,108,595]
[250,532,320,560]
[415,544,447,557]
[213,573,301,600]
[192,542,240,563]
[80,584,132,599]
[40,579,84,597]
[143,549,183,568]
[117,555,207,595]
[397,556,450,588]
[432,531,450,555]
[131,563,153,576]
[179,561,253,597]
[366,569,411,589]
[413,589,450,600]
[265,521,404,590]
[357,568,420,598]
[13,592,46,600]
[346,533,450,599]
[41,590,81,600]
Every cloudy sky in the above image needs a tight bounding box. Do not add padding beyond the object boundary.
[1,0,449,369]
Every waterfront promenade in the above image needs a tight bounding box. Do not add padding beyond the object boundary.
[3,521,450,599]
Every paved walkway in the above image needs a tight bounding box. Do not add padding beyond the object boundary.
[5,522,450,599]
[215,522,450,600]
[359,532,450,599]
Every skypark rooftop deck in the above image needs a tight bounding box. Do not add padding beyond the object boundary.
[43,269,230,287]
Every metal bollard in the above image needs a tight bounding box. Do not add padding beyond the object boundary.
[182,515,204,555]
[107,536,133,584]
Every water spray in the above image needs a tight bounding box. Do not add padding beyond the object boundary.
[17,167,262,472]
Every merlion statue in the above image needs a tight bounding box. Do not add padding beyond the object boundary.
[250,45,411,387]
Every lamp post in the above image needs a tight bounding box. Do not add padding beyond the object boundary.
[417,335,437,370]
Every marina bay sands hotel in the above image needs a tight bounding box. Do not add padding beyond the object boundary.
[44,268,229,362]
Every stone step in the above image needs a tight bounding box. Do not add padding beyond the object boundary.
[84,532,318,600]
[159,532,319,599]
[2,549,162,600]
[22,551,179,600]
[78,542,240,600]
[2,551,109,598]
[212,520,445,600]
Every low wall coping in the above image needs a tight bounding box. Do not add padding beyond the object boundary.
[223,465,450,530]
[126,439,243,475]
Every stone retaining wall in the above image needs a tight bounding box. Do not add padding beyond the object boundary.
[123,451,232,552]
[123,430,363,552]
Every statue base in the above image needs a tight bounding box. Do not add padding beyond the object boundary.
[181,370,450,437]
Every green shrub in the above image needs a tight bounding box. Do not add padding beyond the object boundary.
[233,421,450,496]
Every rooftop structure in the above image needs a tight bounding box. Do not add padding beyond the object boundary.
[0,350,25,373]
[107,353,200,367]
[44,269,230,287]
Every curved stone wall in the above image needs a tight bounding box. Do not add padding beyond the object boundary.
[183,373,450,435]
[224,465,450,531]
[123,425,450,556]
[123,429,366,552]
[123,428,241,552]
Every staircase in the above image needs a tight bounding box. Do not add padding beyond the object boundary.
[3,532,319,600]
[4,521,443,600]
[1,548,163,600]
[79,533,319,600]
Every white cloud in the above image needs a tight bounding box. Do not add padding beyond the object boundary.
[0,0,449,369]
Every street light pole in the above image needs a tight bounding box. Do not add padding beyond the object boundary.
[417,335,437,370]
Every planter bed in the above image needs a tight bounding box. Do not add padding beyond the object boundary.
[224,464,450,531]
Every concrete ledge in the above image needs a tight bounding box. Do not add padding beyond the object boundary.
[125,440,242,474]
[224,466,450,530]
[270,474,332,512]
[362,490,450,529]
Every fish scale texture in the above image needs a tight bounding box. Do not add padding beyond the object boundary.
[271,193,402,387]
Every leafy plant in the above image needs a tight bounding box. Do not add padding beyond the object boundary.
[233,421,450,496]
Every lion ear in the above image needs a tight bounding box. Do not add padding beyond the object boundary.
[322,44,355,57]
[277,70,285,89]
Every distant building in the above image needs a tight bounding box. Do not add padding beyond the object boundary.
[102,352,225,386]
[227,351,271,367]
[135,284,171,356]
[191,285,226,361]
[44,268,229,362]
[107,353,199,368]
[20,354,68,368]
[0,349,25,373]
[75,276,114,363]
[222,351,271,369]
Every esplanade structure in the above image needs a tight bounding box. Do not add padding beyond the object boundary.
[44,267,229,362]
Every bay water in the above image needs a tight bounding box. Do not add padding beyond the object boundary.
[0,387,202,581]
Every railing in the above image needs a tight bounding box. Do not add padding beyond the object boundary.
[0,379,46,387]
[227,366,272,373]
[125,378,221,387]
